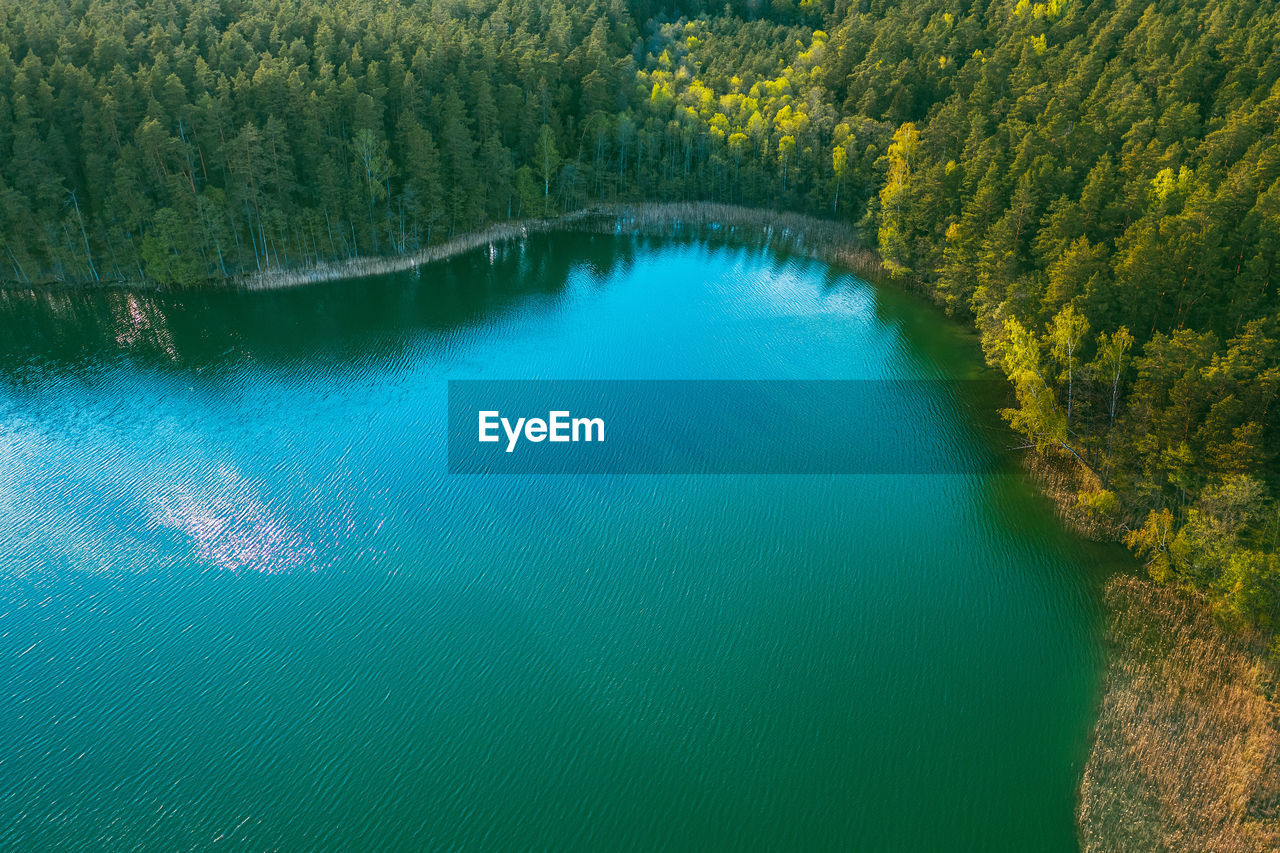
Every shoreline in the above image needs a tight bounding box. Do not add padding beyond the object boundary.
[9,197,1276,849]
[1024,450,1280,850]
[0,203,881,293]
[235,202,883,291]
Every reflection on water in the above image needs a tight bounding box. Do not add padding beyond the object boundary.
[145,461,316,575]
[0,235,633,371]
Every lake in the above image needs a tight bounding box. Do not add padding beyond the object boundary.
[0,232,1113,850]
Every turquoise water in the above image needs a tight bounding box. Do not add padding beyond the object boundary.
[0,233,1110,850]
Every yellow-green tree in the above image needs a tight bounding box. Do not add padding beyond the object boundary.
[832,144,847,213]
[1047,304,1089,423]
[877,122,919,275]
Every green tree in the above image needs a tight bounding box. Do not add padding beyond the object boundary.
[1047,304,1089,423]
[534,124,561,216]
[877,122,919,276]
[352,128,391,251]
[831,144,847,214]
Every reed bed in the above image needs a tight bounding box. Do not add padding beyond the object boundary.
[236,202,880,290]
[1078,575,1280,852]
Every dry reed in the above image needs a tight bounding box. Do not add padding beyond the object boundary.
[1078,575,1280,852]
[236,202,881,290]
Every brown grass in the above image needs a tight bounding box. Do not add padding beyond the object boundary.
[1078,575,1280,852]
[236,202,880,290]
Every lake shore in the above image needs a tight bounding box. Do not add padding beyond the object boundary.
[0,203,884,294]
[259,206,1280,852]
[1078,575,1279,852]
[232,202,882,291]
[12,193,1275,849]
[1025,450,1280,850]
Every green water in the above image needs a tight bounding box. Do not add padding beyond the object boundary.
[0,233,1112,850]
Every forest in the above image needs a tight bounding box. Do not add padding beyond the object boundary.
[0,0,1277,634]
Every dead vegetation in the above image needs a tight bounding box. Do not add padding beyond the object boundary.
[1078,575,1280,853]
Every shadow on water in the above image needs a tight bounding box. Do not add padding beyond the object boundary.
[0,233,642,377]
[0,228,983,385]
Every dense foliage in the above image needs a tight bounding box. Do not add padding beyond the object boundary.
[1,0,1277,630]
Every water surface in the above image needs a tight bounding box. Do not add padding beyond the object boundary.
[0,233,1111,850]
